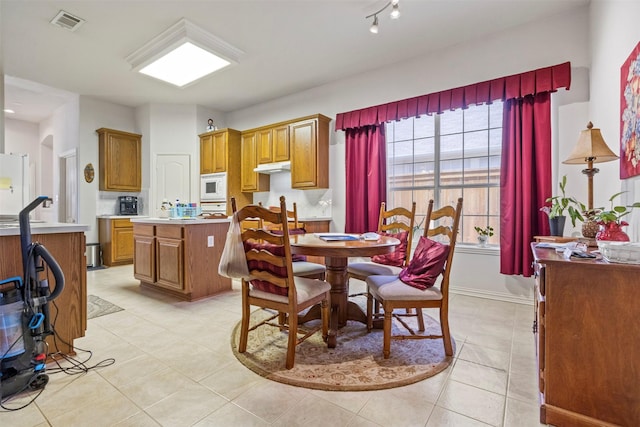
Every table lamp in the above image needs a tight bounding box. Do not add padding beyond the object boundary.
[562,122,618,210]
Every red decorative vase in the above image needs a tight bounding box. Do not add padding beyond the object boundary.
[595,221,630,241]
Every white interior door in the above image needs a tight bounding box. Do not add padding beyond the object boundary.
[155,154,190,216]
[60,149,77,223]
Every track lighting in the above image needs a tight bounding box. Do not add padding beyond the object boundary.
[366,1,400,34]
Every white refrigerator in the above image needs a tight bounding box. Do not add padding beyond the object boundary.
[0,153,30,219]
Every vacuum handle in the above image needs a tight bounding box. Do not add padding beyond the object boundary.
[32,244,65,303]
[20,196,53,275]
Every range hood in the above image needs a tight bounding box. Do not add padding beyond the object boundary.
[253,161,291,174]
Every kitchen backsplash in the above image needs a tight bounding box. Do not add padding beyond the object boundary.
[97,190,148,216]
[251,172,332,219]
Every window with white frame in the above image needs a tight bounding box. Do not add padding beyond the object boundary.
[385,101,503,245]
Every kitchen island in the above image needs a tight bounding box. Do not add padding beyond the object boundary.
[0,222,88,356]
[131,217,232,301]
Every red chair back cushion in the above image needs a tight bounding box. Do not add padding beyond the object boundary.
[244,240,289,296]
[399,236,449,290]
[371,231,408,267]
[270,228,307,261]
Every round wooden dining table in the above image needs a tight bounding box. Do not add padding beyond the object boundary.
[290,233,399,348]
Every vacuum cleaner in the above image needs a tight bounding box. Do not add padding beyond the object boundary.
[0,196,64,401]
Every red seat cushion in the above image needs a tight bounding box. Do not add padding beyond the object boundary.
[398,236,449,290]
[371,231,408,267]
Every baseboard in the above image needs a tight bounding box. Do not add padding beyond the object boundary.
[450,285,533,305]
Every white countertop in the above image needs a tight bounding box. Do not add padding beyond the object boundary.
[96,215,150,219]
[130,217,230,225]
[299,217,332,222]
[0,222,89,236]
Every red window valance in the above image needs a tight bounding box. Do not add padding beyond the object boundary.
[335,61,571,131]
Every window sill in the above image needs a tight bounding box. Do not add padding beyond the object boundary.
[455,243,500,255]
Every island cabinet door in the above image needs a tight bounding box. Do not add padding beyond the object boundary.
[133,224,155,282]
[134,235,155,282]
[156,236,184,291]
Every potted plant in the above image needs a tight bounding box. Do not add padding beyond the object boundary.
[540,175,582,236]
[592,192,640,241]
[474,225,494,247]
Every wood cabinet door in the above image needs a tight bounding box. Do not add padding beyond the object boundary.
[156,237,184,291]
[290,119,318,188]
[113,227,134,262]
[98,129,141,192]
[241,132,266,192]
[133,235,155,282]
[257,128,273,164]
[200,134,214,174]
[212,132,227,172]
[273,124,290,163]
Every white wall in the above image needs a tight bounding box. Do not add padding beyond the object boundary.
[78,96,137,243]
[589,0,640,241]
[145,103,198,213]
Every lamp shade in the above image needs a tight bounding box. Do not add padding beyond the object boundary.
[562,122,619,164]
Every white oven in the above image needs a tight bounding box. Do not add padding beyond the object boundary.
[200,172,227,202]
[201,201,228,215]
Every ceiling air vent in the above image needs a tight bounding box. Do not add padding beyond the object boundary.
[50,10,85,32]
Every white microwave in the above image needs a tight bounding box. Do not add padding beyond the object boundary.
[200,172,227,202]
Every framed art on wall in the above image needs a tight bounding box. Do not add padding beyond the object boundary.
[620,40,640,179]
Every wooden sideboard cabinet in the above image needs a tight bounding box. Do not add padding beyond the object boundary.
[133,220,231,301]
[99,218,134,266]
[531,244,640,426]
[97,127,142,192]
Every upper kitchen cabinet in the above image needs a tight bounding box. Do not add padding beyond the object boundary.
[199,129,229,174]
[241,131,270,192]
[97,128,142,192]
[290,114,331,189]
[257,124,290,164]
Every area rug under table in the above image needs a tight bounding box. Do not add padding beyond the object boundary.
[231,309,454,391]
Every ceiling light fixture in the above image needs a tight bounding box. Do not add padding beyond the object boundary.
[366,0,401,33]
[126,18,243,88]
[4,109,15,114]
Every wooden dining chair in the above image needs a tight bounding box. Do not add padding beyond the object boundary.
[235,196,330,369]
[365,198,462,359]
[232,198,327,280]
[347,202,416,298]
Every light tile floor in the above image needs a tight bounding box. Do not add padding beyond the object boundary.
[1,265,547,426]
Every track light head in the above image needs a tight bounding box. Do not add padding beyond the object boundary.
[390,4,400,19]
[370,15,379,34]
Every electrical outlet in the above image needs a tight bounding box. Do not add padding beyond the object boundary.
[207,236,214,247]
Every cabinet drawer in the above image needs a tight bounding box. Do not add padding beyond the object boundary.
[156,225,183,239]
[113,218,132,228]
[133,224,155,237]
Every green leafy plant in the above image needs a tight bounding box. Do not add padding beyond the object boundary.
[594,192,640,224]
[541,175,571,218]
[474,225,494,237]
